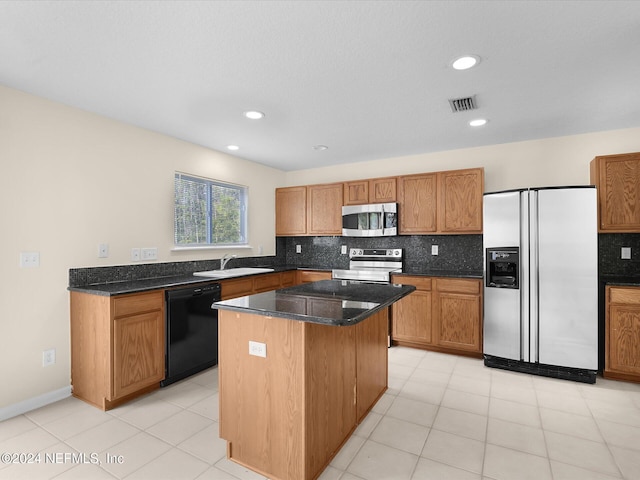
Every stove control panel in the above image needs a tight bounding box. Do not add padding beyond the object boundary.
[349,248,402,259]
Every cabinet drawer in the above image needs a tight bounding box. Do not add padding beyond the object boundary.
[254,273,281,293]
[392,275,432,291]
[221,278,254,299]
[435,278,481,294]
[298,270,332,283]
[113,291,163,318]
[609,287,640,305]
[281,271,296,287]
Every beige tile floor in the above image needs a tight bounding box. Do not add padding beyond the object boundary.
[2,347,640,479]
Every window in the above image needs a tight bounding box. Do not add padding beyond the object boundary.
[174,172,247,246]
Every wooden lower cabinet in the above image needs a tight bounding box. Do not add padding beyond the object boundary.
[391,275,483,357]
[221,270,300,300]
[297,269,332,284]
[70,290,165,410]
[605,286,640,382]
[219,308,388,480]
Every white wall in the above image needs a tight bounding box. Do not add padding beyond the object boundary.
[0,85,284,412]
[284,127,640,191]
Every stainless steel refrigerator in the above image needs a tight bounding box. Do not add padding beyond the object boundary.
[483,186,598,383]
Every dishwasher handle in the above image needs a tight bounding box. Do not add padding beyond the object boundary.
[166,284,221,301]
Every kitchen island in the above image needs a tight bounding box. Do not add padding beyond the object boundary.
[212,279,415,480]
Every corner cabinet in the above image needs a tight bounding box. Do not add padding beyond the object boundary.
[397,168,483,234]
[391,275,482,357]
[605,285,640,383]
[590,152,640,232]
[70,290,165,410]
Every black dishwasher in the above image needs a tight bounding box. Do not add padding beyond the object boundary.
[161,283,221,387]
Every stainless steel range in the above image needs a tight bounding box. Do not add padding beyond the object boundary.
[332,248,403,283]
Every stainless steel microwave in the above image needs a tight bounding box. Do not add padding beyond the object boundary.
[342,203,398,237]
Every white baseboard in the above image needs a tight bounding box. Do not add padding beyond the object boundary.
[0,386,72,422]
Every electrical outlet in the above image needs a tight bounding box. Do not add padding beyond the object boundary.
[431,245,439,255]
[341,245,347,255]
[249,341,267,358]
[98,243,109,258]
[621,247,632,260]
[296,245,302,254]
[43,348,55,367]
[141,247,158,260]
[19,252,40,268]
[131,248,141,261]
[258,244,264,255]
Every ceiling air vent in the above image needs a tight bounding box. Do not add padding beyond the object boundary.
[448,95,477,113]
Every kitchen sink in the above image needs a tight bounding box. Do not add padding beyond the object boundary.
[193,267,275,278]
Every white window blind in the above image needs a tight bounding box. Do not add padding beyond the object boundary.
[174,172,247,246]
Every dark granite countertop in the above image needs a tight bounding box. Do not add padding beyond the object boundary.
[67,262,478,297]
[67,265,333,296]
[600,274,640,287]
[395,267,484,279]
[212,279,416,326]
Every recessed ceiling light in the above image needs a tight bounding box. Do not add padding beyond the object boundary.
[469,119,487,127]
[244,110,265,120]
[226,145,240,151]
[312,145,328,151]
[452,55,480,70]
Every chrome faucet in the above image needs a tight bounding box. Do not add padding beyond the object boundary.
[220,254,237,270]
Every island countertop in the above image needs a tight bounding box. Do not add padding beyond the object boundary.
[212,279,416,326]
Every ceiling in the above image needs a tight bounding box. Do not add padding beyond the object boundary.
[2,1,640,172]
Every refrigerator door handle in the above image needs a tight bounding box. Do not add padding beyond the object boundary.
[520,191,529,362]
[529,190,539,364]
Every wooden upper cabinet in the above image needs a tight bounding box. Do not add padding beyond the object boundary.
[344,177,397,205]
[276,186,307,236]
[307,183,343,235]
[343,180,369,205]
[370,177,397,203]
[438,168,484,233]
[397,173,438,233]
[397,168,483,235]
[590,152,640,232]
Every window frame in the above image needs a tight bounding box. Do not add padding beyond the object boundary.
[174,172,248,248]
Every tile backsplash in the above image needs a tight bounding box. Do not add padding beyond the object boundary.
[280,235,483,273]
[599,233,640,276]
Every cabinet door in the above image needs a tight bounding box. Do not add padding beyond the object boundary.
[392,289,432,345]
[607,303,640,377]
[434,292,482,353]
[344,180,369,205]
[370,177,397,203]
[438,168,483,233]
[276,186,307,236]
[398,174,437,234]
[592,153,640,232]
[112,310,164,399]
[307,183,343,234]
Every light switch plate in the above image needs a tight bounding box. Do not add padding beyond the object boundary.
[20,252,40,268]
[341,245,347,255]
[621,247,632,260]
